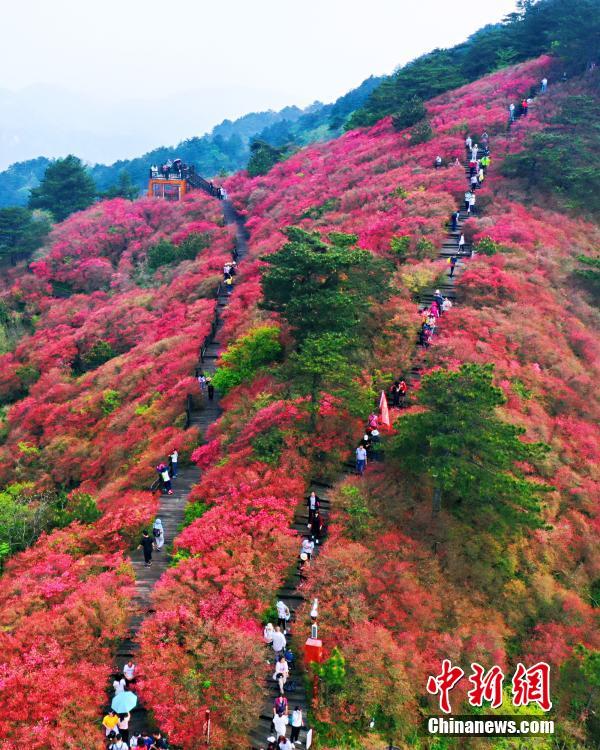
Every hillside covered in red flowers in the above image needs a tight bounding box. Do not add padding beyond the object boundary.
[0,54,598,750]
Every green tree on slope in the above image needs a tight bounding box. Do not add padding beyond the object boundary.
[389,363,550,534]
[29,155,96,222]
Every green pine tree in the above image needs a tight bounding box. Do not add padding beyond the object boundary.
[388,363,551,534]
[29,155,96,222]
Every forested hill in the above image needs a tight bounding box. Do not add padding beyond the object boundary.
[0,75,383,207]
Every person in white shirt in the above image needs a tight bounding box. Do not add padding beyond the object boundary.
[458,234,465,252]
[541,77,548,92]
[273,655,289,695]
[113,676,126,694]
[301,537,314,560]
[123,661,136,684]
[290,707,303,743]
[276,600,290,633]
[117,712,130,743]
[356,445,367,475]
[465,135,472,150]
[278,737,294,750]
[273,713,288,738]
[471,144,478,161]
[169,449,178,478]
[271,626,286,656]
[264,622,274,644]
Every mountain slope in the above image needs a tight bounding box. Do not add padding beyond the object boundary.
[0,56,598,749]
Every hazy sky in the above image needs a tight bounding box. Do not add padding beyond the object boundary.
[3,0,517,108]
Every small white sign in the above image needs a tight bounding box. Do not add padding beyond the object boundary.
[306,728,313,749]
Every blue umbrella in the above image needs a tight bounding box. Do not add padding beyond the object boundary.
[111,691,138,713]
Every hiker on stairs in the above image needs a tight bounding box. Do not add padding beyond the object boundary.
[449,255,458,278]
[276,600,291,633]
[273,655,290,695]
[153,518,165,551]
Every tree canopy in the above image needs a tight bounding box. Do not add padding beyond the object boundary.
[0,207,50,264]
[349,0,600,127]
[28,155,96,222]
[389,363,551,533]
[261,227,388,342]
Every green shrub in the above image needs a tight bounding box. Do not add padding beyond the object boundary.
[147,239,178,270]
[54,492,101,527]
[573,254,600,304]
[415,237,436,259]
[183,501,209,527]
[339,485,372,540]
[409,119,433,144]
[251,428,285,465]
[301,198,340,220]
[390,235,410,262]
[16,365,40,387]
[101,389,121,415]
[212,325,282,394]
[473,236,511,256]
[80,340,116,371]
[147,233,211,271]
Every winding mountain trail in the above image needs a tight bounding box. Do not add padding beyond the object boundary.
[112,199,248,737]
[247,142,487,749]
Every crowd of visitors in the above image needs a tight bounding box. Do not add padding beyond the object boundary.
[149,158,192,181]
[102,660,169,748]
[508,76,548,124]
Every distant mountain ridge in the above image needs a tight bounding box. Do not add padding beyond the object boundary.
[0,76,383,207]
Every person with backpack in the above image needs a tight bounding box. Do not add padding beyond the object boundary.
[138,530,155,568]
[224,275,233,295]
[153,518,165,551]
[433,289,445,315]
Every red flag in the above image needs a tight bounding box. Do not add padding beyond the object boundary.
[379,390,390,427]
